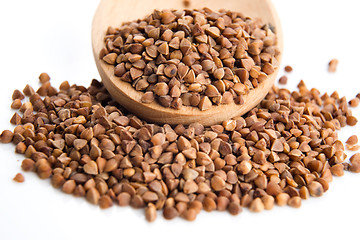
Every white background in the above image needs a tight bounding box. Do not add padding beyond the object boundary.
[1,0,360,239]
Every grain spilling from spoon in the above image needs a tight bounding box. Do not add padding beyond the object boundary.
[100,8,280,111]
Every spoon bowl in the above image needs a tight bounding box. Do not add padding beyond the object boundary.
[92,0,283,126]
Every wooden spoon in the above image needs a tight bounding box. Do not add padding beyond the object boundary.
[92,0,283,126]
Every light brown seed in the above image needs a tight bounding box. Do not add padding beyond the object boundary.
[183,179,198,194]
[308,181,324,197]
[154,82,169,96]
[145,203,157,222]
[276,193,290,206]
[198,96,212,111]
[284,65,293,72]
[39,72,50,83]
[206,27,220,38]
[183,208,197,221]
[249,198,265,212]
[227,202,242,215]
[117,192,131,206]
[278,75,288,85]
[346,135,358,145]
[261,195,274,210]
[328,59,338,72]
[99,195,113,209]
[211,175,225,191]
[288,196,301,208]
[62,180,76,194]
[103,53,118,64]
[163,206,178,220]
[346,116,358,126]
[21,159,35,172]
[86,187,100,205]
[13,173,24,183]
[203,197,216,212]
[141,92,155,103]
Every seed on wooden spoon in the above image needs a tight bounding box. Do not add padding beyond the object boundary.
[92,0,283,126]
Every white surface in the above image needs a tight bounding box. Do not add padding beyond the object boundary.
[0,0,360,239]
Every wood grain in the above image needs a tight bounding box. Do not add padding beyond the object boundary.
[92,0,283,126]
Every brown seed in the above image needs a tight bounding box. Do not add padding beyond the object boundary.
[117,192,131,206]
[15,142,27,154]
[158,42,169,55]
[278,75,288,85]
[183,208,197,221]
[51,173,66,188]
[198,96,212,111]
[288,196,301,208]
[163,206,178,220]
[11,99,22,109]
[99,195,113,209]
[227,202,242,215]
[328,59,338,72]
[21,159,35,172]
[249,198,265,212]
[203,197,217,212]
[349,98,359,107]
[211,175,225,191]
[74,139,88,150]
[299,186,309,199]
[62,180,76,194]
[154,82,169,96]
[206,26,220,38]
[183,179,198,194]
[141,92,155,103]
[13,173,24,183]
[261,195,274,210]
[346,116,358,126]
[346,135,358,145]
[237,160,252,175]
[276,193,290,206]
[84,161,98,175]
[39,72,50,83]
[86,187,100,205]
[103,53,117,64]
[145,203,157,222]
[308,181,324,197]
[330,164,344,176]
[23,84,35,96]
[10,112,22,125]
[284,65,293,72]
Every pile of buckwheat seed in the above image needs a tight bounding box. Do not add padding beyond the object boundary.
[100,9,280,110]
[2,70,360,222]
